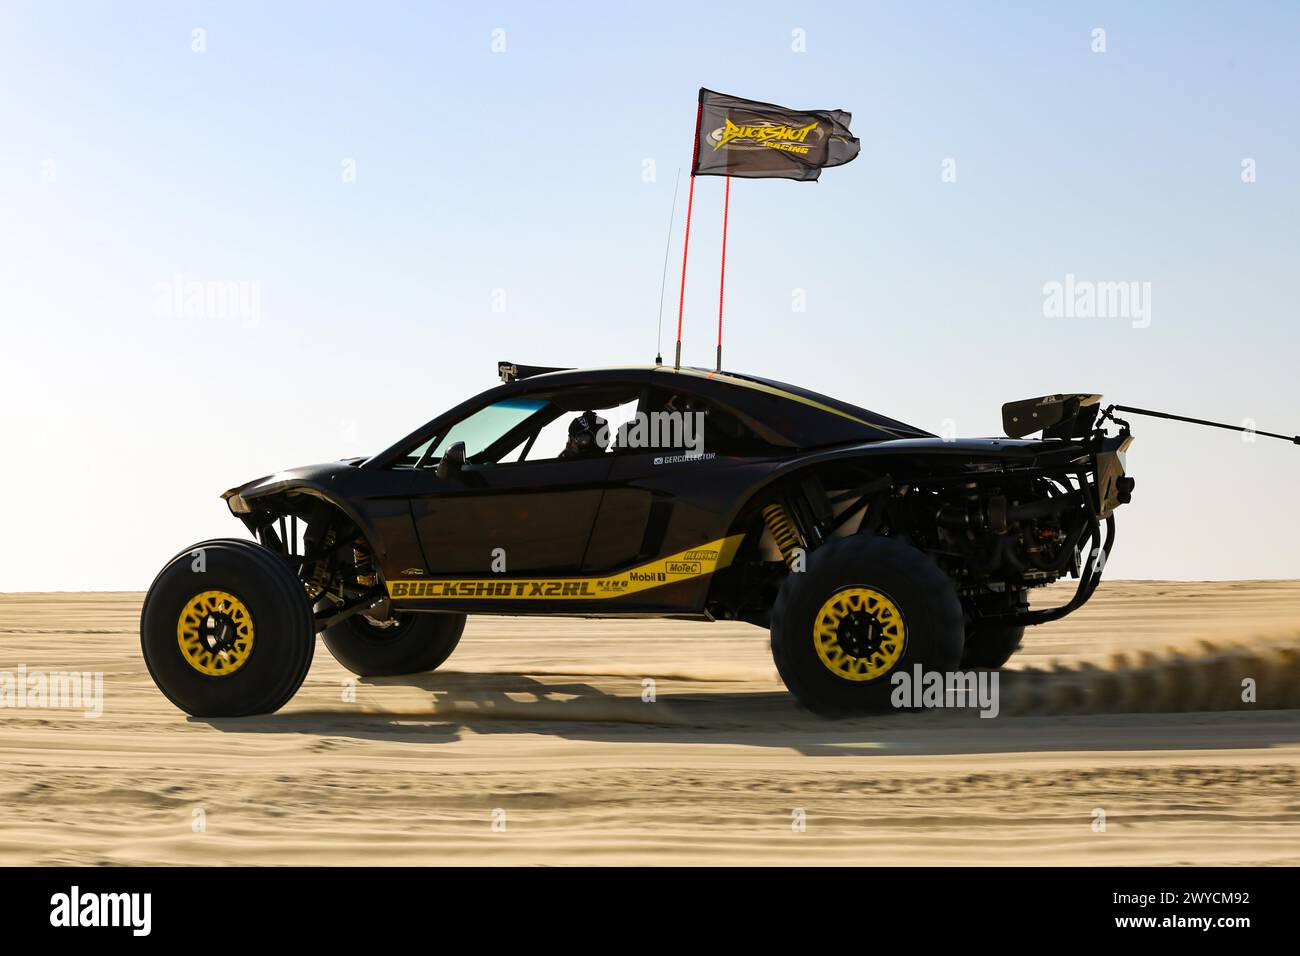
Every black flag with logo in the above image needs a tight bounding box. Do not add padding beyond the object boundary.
[691,88,860,182]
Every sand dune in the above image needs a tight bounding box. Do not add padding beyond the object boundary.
[1,581,1298,865]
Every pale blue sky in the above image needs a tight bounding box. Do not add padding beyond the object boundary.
[1,1,1297,589]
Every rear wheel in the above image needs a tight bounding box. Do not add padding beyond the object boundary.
[140,538,315,717]
[321,609,465,677]
[770,535,964,715]
[960,623,1026,669]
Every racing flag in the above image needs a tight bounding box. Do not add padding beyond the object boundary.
[692,88,860,182]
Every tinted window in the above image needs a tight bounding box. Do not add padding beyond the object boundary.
[640,388,789,457]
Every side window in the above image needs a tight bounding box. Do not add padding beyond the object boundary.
[523,392,642,461]
[525,414,578,461]
[403,384,646,468]
[639,388,788,457]
[595,396,641,453]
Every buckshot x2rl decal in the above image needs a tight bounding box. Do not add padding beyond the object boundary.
[387,535,745,601]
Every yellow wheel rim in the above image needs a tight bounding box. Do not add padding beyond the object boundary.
[176,590,255,677]
[813,587,906,682]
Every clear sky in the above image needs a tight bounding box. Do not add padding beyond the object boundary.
[1,1,1297,590]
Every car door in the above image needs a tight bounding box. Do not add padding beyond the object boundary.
[410,385,641,575]
[413,460,611,574]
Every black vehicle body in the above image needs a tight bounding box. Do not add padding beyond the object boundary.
[221,365,1133,633]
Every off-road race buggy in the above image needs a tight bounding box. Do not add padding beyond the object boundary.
[145,361,1210,718]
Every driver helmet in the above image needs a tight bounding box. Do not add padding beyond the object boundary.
[561,410,608,458]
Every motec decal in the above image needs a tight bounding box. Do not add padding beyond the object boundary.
[387,534,744,601]
[711,118,820,155]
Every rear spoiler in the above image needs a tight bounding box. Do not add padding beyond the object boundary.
[1002,394,1102,439]
[498,361,571,383]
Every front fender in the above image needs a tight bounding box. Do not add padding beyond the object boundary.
[221,461,391,562]
[222,461,365,515]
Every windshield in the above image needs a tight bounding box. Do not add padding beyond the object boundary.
[398,398,547,467]
[430,398,547,461]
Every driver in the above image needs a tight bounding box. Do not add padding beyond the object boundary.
[559,410,608,459]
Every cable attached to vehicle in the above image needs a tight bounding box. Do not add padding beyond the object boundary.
[1107,404,1299,445]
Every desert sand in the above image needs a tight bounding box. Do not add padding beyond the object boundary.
[1,581,1298,865]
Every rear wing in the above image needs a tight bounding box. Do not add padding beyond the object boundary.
[1002,394,1102,440]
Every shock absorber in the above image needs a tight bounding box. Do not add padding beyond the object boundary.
[762,502,804,569]
[352,540,377,587]
[307,528,337,599]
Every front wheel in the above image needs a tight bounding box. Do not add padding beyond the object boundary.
[770,535,964,715]
[321,609,465,677]
[140,538,315,717]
